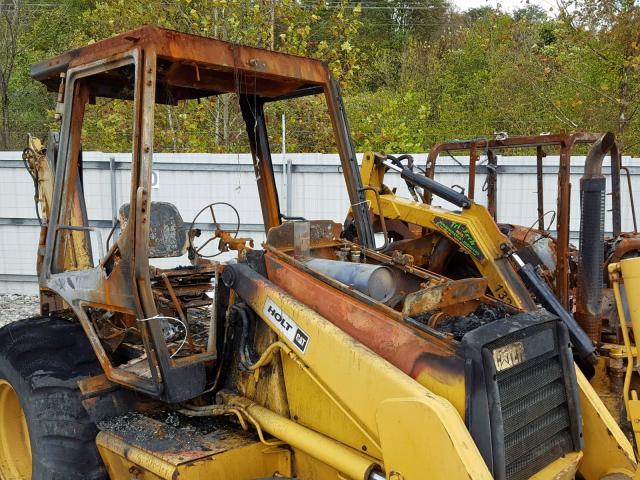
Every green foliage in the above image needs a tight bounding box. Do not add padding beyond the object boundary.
[3,0,640,155]
[347,88,431,152]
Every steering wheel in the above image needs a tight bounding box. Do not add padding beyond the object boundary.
[187,202,241,258]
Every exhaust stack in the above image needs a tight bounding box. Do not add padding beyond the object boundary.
[576,132,616,340]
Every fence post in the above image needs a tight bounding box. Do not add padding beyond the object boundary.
[281,113,287,216]
[286,158,293,216]
[109,156,117,227]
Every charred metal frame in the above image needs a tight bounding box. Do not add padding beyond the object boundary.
[424,133,621,307]
[31,26,376,401]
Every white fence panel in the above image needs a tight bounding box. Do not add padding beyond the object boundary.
[1,150,639,294]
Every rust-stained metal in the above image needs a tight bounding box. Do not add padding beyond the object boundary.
[215,230,254,257]
[425,132,640,350]
[293,221,311,260]
[240,94,282,232]
[621,166,638,233]
[21,26,640,480]
[266,219,343,253]
[402,278,487,318]
[77,374,159,423]
[425,133,622,319]
[468,142,478,200]
[536,145,546,229]
[32,27,329,96]
[27,26,373,401]
[361,185,390,250]
[383,236,438,268]
[161,273,196,354]
[96,413,292,479]
[31,26,377,401]
[606,234,640,265]
[486,149,498,220]
[259,253,468,414]
[425,134,610,221]
[576,132,616,341]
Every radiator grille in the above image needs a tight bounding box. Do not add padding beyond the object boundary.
[496,351,575,480]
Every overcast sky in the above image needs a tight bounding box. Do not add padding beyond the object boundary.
[452,0,558,14]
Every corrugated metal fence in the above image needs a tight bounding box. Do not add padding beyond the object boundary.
[1,151,639,294]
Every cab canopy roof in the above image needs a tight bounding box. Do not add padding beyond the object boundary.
[31,25,330,103]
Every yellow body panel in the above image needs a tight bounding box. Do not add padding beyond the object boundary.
[530,452,582,480]
[227,395,380,480]
[609,257,640,467]
[91,246,640,480]
[96,432,292,480]
[280,348,383,458]
[376,397,491,480]
[237,270,493,479]
[292,449,345,479]
[236,260,639,479]
[576,368,637,479]
[413,366,466,419]
[620,258,640,360]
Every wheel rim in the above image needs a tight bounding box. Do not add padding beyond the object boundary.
[0,380,32,479]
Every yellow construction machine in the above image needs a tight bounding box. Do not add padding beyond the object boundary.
[0,26,638,480]
[348,150,598,369]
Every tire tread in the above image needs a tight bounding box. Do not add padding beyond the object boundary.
[0,315,107,480]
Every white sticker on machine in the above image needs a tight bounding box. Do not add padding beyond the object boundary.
[263,297,310,353]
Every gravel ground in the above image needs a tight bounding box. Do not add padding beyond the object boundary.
[0,294,40,327]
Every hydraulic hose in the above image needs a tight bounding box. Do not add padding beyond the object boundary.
[512,254,597,366]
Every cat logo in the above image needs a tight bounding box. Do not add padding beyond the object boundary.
[492,342,525,372]
[263,297,310,353]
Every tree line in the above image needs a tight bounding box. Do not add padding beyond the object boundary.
[1,0,639,155]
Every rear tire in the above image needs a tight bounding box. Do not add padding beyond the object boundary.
[0,316,108,480]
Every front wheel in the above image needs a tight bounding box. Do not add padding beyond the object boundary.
[0,316,107,479]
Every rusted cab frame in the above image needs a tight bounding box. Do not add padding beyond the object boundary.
[31,26,376,401]
[424,133,623,307]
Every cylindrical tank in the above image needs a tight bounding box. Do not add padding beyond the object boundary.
[304,258,396,303]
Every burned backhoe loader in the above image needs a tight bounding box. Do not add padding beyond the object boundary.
[0,26,637,480]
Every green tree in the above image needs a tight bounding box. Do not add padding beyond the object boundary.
[552,0,640,149]
[6,0,640,156]
[1,0,28,148]
[4,0,94,147]
[70,0,364,153]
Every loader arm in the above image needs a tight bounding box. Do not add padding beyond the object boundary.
[359,152,535,311]
[24,134,93,274]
